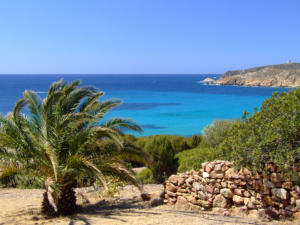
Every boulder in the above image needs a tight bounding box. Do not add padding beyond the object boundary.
[264,179,275,188]
[166,183,177,193]
[233,195,244,205]
[210,172,224,179]
[271,188,288,200]
[225,168,239,179]
[198,200,212,208]
[176,196,188,205]
[205,185,214,194]
[168,175,179,185]
[234,189,244,197]
[205,163,214,173]
[296,199,300,210]
[213,194,228,208]
[202,172,210,178]
[270,173,283,183]
[192,182,203,191]
[220,188,234,198]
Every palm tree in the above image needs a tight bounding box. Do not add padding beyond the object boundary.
[0,80,149,217]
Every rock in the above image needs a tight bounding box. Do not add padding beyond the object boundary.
[176,196,188,205]
[205,185,214,194]
[290,191,300,199]
[189,203,201,210]
[202,172,210,178]
[296,199,300,210]
[233,195,244,205]
[220,188,234,198]
[178,177,185,186]
[271,188,288,200]
[186,177,194,184]
[225,168,239,179]
[231,206,248,216]
[205,163,214,173]
[167,197,177,205]
[186,195,197,205]
[293,212,300,220]
[223,210,231,216]
[166,183,177,193]
[265,207,280,219]
[264,179,275,188]
[168,175,179,185]
[221,182,227,188]
[243,191,251,198]
[282,181,293,190]
[264,196,275,206]
[270,173,283,183]
[192,182,203,191]
[198,200,212,208]
[210,172,224,179]
[198,191,206,200]
[244,198,256,209]
[214,188,220,194]
[234,189,244,196]
[166,190,177,197]
[213,194,228,208]
[214,163,223,172]
[150,197,163,207]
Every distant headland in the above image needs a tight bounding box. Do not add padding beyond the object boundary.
[201,61,300,88]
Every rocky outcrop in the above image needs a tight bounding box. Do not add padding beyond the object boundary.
[216,63,300,87]
[198,78,216,84]
[164,160,300,219]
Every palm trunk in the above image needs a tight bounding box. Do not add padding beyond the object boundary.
[56,183,77,215]
[41,191,57,217]
[41,183,77,217]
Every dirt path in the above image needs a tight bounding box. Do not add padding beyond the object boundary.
[0,187,298,225]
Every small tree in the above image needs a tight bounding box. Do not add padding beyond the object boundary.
[145,136,178,183]
[0,80,148,217]
[202,119,240,148]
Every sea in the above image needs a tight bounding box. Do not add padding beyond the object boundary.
[0,74,290,136]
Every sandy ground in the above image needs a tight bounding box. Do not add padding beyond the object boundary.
[0,185,299,225]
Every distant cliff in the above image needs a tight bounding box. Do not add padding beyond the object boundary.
[216,63,300,87]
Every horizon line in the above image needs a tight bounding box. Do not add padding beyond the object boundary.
[0,73,222,75]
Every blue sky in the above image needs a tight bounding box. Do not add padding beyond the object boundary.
[0,0,299,74]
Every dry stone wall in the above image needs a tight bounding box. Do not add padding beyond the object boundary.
[164,160,300,219]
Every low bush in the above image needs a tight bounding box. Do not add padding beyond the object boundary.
[187,134,202,148]
[221,89,300,180]
[144,136,178,183]
[176,146,221,173]
[202,119,240,148]
[136,167,154,184]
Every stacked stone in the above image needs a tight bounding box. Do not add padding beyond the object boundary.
[164,160,300,219]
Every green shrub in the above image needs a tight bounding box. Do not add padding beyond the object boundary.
[137,168,154,184]
[202,119,240,148]
[145,136,178,183]
[221,89,300,180]
[176,147,220,173]
[0,166,43,188]
[0,167,18,187]
[135,135,191,153]
[188,134,202,148]
[169,136,190,153]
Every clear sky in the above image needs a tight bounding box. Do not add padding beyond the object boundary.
[0,0,299,74]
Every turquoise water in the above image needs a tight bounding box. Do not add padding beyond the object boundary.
[0,74,289,136]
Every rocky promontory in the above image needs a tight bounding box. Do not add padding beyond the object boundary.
[216,63,300,88]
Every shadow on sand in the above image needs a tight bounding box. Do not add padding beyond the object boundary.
[69,197,159,225]
[68,198,262,225]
